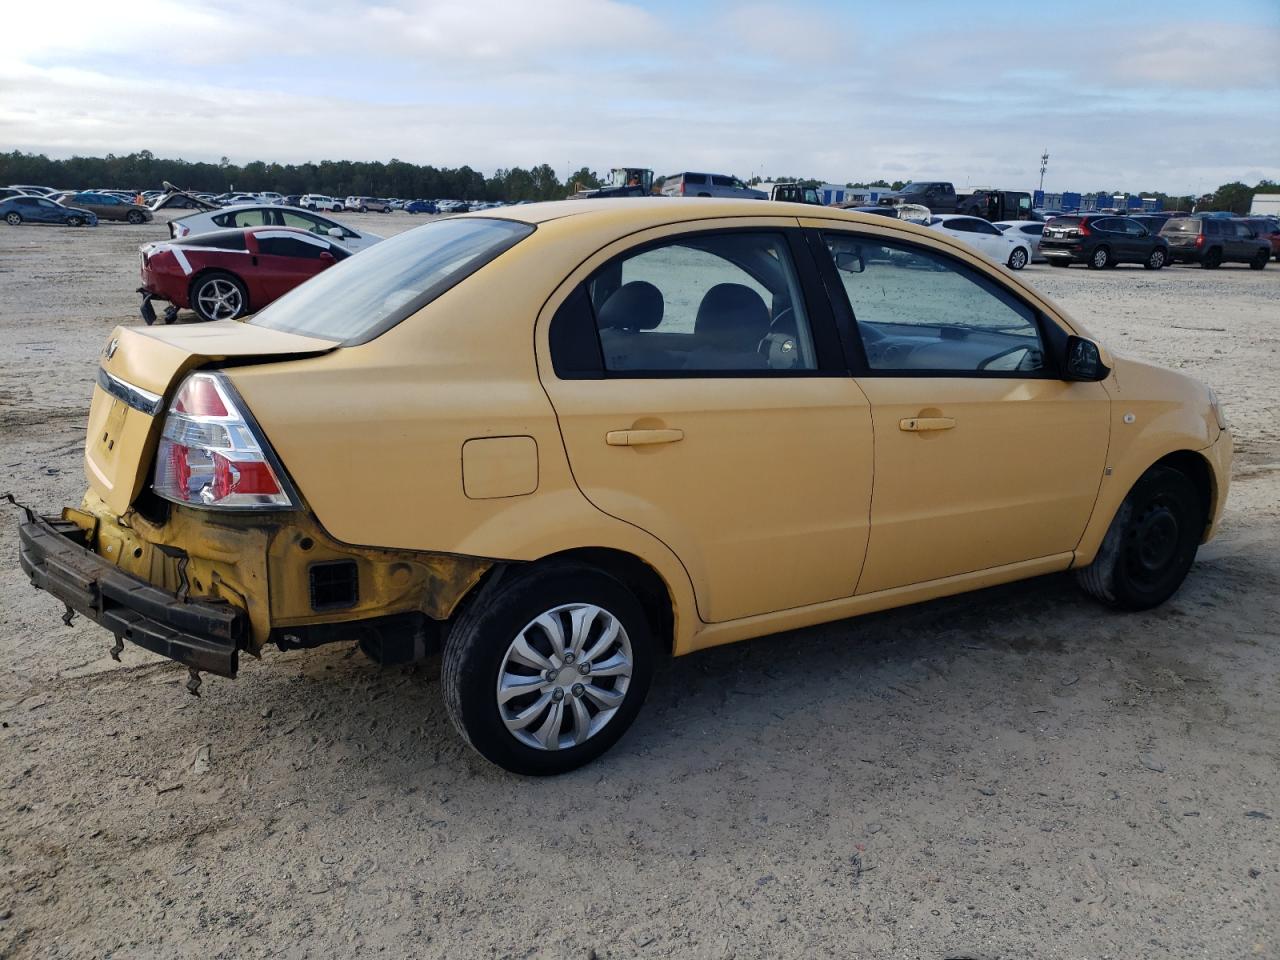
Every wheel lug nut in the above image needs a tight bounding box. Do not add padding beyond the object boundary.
[578,662,590,675]
[544,669,557,681]
[564,653,575,664]
[552,688,565,702]
[572,683,585,697]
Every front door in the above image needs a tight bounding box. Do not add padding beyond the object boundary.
[539,223,874,624]
[249,231,335,304]
[807,225,1110,594]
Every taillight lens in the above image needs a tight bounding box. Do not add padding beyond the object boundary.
[1077,220,1091,236]
[153,372,296,510]
[1195,235,1205,247]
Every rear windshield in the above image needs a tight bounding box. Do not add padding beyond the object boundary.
[248,217,534,345]
[1162,219,1200,233]
[1047,216,1082,227]
[175,231,247,250]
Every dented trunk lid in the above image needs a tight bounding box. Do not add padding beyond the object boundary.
[87,321,338,514]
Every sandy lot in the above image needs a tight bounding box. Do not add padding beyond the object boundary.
[0,211,1277,960]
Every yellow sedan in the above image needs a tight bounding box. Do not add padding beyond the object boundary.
[16,199,1231,774]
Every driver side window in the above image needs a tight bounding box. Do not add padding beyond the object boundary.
[821,234,1047,375]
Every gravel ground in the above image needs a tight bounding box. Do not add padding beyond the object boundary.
[0,211,1277,960]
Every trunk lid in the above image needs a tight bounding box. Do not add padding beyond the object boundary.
[87,321,338,514]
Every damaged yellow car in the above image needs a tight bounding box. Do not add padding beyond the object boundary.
[16,199,1231,775]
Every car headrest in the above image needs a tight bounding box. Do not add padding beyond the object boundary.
[597,281,664,331]
[695,283,771,340]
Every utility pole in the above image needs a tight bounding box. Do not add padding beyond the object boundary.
[1039,150,1050,193]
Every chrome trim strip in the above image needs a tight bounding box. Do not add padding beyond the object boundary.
[97,367,164,416]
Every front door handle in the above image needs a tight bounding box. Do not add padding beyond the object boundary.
[899,417,956,432]
[606,428,685,447]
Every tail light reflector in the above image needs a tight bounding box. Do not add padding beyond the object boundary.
[1077,221,1091,236]
[153,372,296,510]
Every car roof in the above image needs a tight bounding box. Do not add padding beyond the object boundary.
[468,197,943,231]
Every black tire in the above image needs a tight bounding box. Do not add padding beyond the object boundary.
[4,211,21,226]
[67,215,84,227]
[1007,247,1028,270]
[1088,245,1110,270]
[189,271,249,322]
[1075,465,1205,611]
[1144,248,1166,270]
[358,206,368,213]
[127,210,145,224]
[442,562,655,775]
[1250,250,1268,270]
[1201,248,1222,269]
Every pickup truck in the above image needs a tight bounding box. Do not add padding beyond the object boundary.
[878,181,957,213]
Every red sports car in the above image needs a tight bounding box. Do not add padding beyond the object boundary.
[138,226,350,324]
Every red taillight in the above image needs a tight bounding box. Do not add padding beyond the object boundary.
[1195,235,1205,247]
[1077,220,1091,237]
[153,373,295,510]
[680,181,686,196]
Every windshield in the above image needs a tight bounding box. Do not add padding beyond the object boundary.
[249,217,534,344]
[899,183,928,194]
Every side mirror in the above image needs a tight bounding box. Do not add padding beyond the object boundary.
[834,249,865,274]
[327,227,343,238]
[1064,336,1109,382]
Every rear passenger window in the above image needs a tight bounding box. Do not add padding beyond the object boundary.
[821,234,1046,375]
[586,232,817,374]
[684,174,707,185]
[711,175,735,187]
[230,209,273,227]
[257,235,329,258]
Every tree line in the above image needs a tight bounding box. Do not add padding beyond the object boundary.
[2,150,1273,213]
[0,150,602,202]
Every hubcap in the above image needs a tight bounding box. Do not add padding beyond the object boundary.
[496,603,633,751]
[1094,250,1107,267]
[196,279,243,320]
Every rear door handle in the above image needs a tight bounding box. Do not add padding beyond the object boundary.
[606,428,685,446]
[899,417,956,432]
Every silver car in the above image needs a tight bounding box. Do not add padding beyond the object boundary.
[168,205,384,252]
[660,172,766,200]
[994,220,1047,262]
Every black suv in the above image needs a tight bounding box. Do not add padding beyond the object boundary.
[1040,214,1170,269]
[1159,217,1271,269]
[879,181,957,213]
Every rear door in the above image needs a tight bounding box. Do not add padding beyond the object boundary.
[805,221,1110,593]
[538,218,874,624]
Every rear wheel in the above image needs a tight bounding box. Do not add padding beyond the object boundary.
[1075,465,1205,610]
[1007,247,1028,270]
[1088,246,1110,269]
[1250,250,1268,270]
[66,215,85,227]
[1144,248,1166,270]
[442,563,654,775]
[127,210,145,224]
[1201,248,1222,269]
[4,212,21,226]
[190,271,248,322]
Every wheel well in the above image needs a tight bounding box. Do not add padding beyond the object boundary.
[1153,450,1214,533]
[538,548,676,654]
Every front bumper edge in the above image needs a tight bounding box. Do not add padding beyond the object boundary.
[17,511,246,677]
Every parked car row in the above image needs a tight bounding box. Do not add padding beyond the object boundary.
[1040,214,1274,269]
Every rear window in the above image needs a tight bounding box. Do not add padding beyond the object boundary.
[1047,216,1082,227]
[248,217,534,345]
[176,232,247,251]
[1162,219,1200,233]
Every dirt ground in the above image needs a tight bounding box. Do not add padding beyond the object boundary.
[0,211,1277,960]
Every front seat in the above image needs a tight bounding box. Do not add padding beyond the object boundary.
[685,283,771,370]
[597,281,665,370]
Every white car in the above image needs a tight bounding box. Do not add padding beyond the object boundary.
[994,220,1047,262]
[300,194,344,212]
[167,205,384,253]
[257,191,286,205]
[927,214,1033,270]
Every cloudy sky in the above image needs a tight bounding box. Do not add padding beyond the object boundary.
[3,0,1277,193]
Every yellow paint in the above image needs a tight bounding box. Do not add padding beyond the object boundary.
[68,199,1230,660]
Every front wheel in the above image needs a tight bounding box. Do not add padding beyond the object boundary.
[127,210,145,224]
[1088,246,1110,269]
[4,212,21,226]
[1007,247,1028,270]
[442,563,654,775]
[1144,248,1166,270]
[190,271,248,322]
[1075,465,1205,610]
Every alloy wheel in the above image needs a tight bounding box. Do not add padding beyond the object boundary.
[496,603,633,751]
[195,278,244,320]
